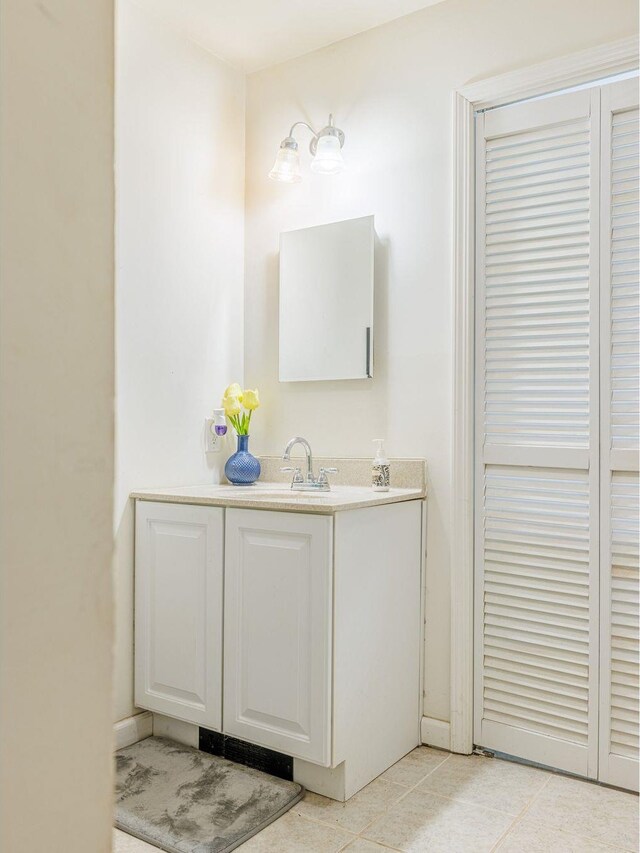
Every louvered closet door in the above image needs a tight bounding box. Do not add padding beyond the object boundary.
[599,78,639,792]
[474,89,601,778]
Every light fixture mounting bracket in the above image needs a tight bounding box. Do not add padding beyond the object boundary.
[279,135,298,151]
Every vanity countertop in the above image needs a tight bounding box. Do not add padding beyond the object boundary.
[130,481,425,514]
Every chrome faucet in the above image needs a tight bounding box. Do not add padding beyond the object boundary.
[281,436,337,491]
[283,436,314,481]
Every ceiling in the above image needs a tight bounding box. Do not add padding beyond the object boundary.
[134,0,448,73]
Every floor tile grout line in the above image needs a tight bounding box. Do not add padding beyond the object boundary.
[529,772,639,851]
[293,776,414,837]
[407,781,550,819]
[490,774,553,852]
[521,766,558,811]
[351,792,420,837]
[372,779,541,821]
[337,827,398,852]
[357,756,555,853]
[359,752,552,853]
[409,751,560,817]
[564,832,637,853]
[341,835,403,852]
[291,810,363,837]
[359,754,562,845]
[493,815,638,853]
[298,788,419,837]
[294,751,454,840]
[345,752,453,838]
[356,754,453,833]
[490,772,638,853]
[240,809,360,852]
[291,810,360,838]
[382,779,419,793]
[386,753,452,799]
[486,812,523,853]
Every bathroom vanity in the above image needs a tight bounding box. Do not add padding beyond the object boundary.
[132,465,426,801]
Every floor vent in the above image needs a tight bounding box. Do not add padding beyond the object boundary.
[199,728,294,781]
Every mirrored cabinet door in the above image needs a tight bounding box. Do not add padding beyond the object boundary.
[279,215,374,382]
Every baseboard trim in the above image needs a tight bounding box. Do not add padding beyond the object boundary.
[421,716,451,751]
[113,711,153,750]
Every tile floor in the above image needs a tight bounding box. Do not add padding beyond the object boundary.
[114,747,639,852]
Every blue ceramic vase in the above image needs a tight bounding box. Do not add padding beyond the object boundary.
[225,434,261,485]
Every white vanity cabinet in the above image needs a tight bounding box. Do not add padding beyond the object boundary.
[223,509,333,765]
[133,488,424,801]
[134,502,224,730]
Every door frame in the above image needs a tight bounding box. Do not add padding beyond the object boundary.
[450,36,639,754]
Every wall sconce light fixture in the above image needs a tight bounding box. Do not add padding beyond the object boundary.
[269,114,345,183]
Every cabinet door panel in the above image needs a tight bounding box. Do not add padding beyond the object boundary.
[224,509,332,765]
[135,501,223,729]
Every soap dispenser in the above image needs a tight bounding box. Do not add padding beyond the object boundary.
[372,439,390,492]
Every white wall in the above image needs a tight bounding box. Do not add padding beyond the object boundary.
[244,0,638,725]
[0,1,115,850]
[115,1,245,721]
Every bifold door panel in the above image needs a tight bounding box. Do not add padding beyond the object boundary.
[598,79,639,792]
[475,78,639,789]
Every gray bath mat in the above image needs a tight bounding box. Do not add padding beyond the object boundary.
[115,736,304,853]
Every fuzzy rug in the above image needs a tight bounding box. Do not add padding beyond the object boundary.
[115,736,304,853]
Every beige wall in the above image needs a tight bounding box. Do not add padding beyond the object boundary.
[114,1,246,721]
[0,1,115,851]
[244,0,639,724]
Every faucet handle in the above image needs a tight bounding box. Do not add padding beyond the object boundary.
[317,466,338,485]
[281,466,304,486]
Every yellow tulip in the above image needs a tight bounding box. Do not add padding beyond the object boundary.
[223,382,243,402]
[243,389,260,410]
[223,395,242,417]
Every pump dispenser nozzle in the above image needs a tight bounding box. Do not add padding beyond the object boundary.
[373,439,386,460]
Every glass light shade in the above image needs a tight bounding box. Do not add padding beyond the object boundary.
[311,133,345,175]
[268,145,302,183]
